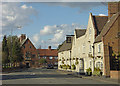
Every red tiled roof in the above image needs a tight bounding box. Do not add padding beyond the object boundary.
[37,49,58,57]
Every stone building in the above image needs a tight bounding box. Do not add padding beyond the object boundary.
[58,35,73,70]
[58,2,120,79]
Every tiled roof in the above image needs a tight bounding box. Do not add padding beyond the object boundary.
[58,37,73,52]
[95,12,120,43]
[20,38,36,49]
[75,29,86,38]
[92,15,108,34]
[37,49,58,57]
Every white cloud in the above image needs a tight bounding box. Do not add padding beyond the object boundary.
[99,14,107,16]
[21,4,28,9]
[2,3,37,35]
[32,34,40,43]
[39,23,86,48]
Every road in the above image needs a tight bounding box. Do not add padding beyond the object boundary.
[2,68,119,84]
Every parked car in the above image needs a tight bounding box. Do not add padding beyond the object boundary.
[47,64,54,69]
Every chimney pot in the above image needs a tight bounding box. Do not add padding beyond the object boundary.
[48,46,51,50]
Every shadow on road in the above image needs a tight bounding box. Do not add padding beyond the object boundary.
[2,74,74,80]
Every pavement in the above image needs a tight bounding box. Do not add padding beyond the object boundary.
[1,68,120,84]
[57,70,120,84]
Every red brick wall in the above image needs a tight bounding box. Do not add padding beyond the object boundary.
[108,2,120,18]
[22,39,37,67]
[110,71,120,79]
[103,15,120,77]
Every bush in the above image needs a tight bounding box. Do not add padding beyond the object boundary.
[75,60,79,65]
[62,61,64,64]
[62,64,67,69]
[86,67,92,72]
[66,64,71,69]
[60,65,62,68]
[71,64,76,70]
[93,67,102,76]
[86,68,92,76]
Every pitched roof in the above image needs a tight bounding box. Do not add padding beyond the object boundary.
[58,37,73,52]
[95,12,120,43]
[92,15,108,34]
[20,38,28,46]
[37,49,58,57]
[20,38,36,49]
[75,29,86,38]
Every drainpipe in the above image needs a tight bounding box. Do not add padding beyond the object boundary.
[92,43,95,72]
[70,50,71,67]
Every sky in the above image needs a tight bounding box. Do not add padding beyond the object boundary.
[1,2,109,49]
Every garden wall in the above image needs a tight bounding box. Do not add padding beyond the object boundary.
[110,71,120,80]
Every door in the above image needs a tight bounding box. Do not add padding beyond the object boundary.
[26,63,30,68]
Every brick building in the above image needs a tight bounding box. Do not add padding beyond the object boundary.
[95,2,120,78]
[103,2,120,78]
[37,46,58,67]
[20,34,37,67]
[19,34,58,68]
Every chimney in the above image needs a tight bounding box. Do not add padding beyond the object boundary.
[48,46,51,50]
[108,2,120,18]
[66,35,74,43]
[20,34,26,42]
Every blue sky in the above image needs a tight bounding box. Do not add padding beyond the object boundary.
[2,2,108,49]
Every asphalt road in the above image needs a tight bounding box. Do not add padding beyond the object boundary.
[2,68,119,84]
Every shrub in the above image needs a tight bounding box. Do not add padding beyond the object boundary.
[62,64,67,69]
[60,65,62,68]
[112,52,116,57]
[86,68,92,76]
[59,59,61,61]
[86,68,92,72]
[71,64,76,70]
[75,59,79,65]
[62,61,64,64]
[93,67,102,76]
[66,64,71,69]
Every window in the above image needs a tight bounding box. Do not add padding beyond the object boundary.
[82,43,85,53]
[24,46,25,49]
[90,61,92,68]
[98,44,101,53]
[96,62,100,68]
[89,28,92,35]
[89,45,92,53]
[49,57,53,60]
[96,62,103,70]
[30,46,32,48]
[43,56,46,59]
[32,54,35,57]
[54,56,58,59]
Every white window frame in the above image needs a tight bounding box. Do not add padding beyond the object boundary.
[98,44,101,53]
[89,44,92,53]
[82,43,85,54]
